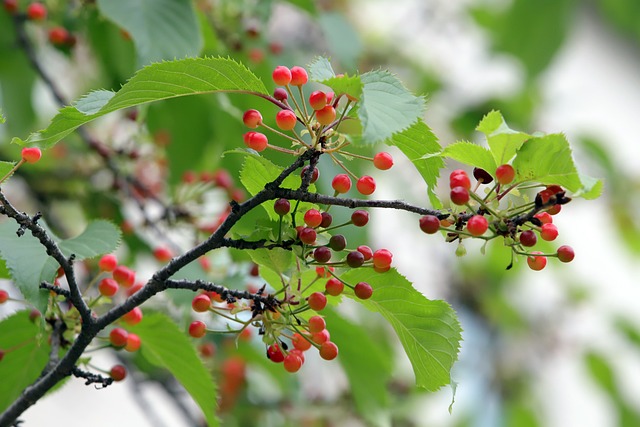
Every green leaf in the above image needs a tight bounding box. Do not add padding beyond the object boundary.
[129,312,218,426]
[58,220,122,258]
[308,57,362,100]
[476,110,530,165]
[0,161,16,181]
[237,152,315,222]
[323,308,391,426]
[386,120,443,208]
[440,141,497,175]
[14,57,268,149]
[0,220,121,312]
[0,310,50,413]
[359,70,425,144]
[308,56,335,81]
[512,133,602,198]
[341,268,461,391]
[96,0,202,67]
[248,248,294,276]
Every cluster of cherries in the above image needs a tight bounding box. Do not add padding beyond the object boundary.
[179,64,402,373]
[418,165,575,270]
[3,1,77,48]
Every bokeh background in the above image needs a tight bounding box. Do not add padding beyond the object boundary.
[1,0,640,426]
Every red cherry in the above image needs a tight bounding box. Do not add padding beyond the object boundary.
[98,254,117,272]
[557,245,575,263]
[199,342,216,357]
[273,87,288,101]
[354,282,373,300]
[274,198,290,216]
[26,2,46,20]
[313,246,332,264]
[356,176,376,195]
[346,250,365,268]
[527,252,547,271]
[307,292,327,311]
[495,164,515,185]
[109,328,129,348]
[289,66,308,86]
[320,212,333,228]
[3,0,18,14]
[153,247,173,262]
[450,186,470,206]
[112,266,135,287]
[351,210,369,227]
[309,91,327,110]
[373,152,393,170]
[519,230,537,247]
[540,223,558,241]
[242,109,262,128]
[272,66,292,86]
[110,365,127,381]
[283,353,303,372]
[319,341,339,360]
[301,165,320,183]
[449,169,467,180]
[328,234,346,251]
[466,215,489,236]
[373,249,393,269]
[0,290,8,304]
[125,333,141,352]
[419,215,440,234]
[304,209,323,227]
[275,109,297,130]
[449,173,471,190]
[325,278,344,296]
[292,333,312,351]
[48,27,69,46]
[357,245,373,261]
[298,227,317,245]
[191,294,211,312]
[315,105,336,125]
[312,329,330,345]
[21,147,42,163]
[243,132,268,152]
[189,321,207,338]
[121,307,143,326]
[534,212,553,224]
[332,174,352,193]
[267,343,285,363]
[98,278,119,297]
[308,316,326,334]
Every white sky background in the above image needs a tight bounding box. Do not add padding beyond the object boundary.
[5,1,640,426]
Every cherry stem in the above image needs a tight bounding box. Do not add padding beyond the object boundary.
[0,159,24,184]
